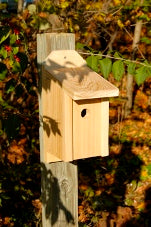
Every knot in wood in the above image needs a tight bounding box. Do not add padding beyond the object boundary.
[60,178,71,195]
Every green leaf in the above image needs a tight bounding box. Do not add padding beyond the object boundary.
[76,43,94,53]
[76,42,85,50]
[85,187,94,198]
[0,27,10,44]
[135,66,149,86]
[0,47,7,59]
[143,61,151,75]
[112,60,125,81]
[140,37,151,45]
[10,33,17,45]
[86,55,98,72]
[114,51,122,58]
[146,164,151,175]
[125,198,133,206]
[0,94,14,109]
[5,78,16,94]
[13,46,19,55]
[0,62,7,80]
[127,62,136,75]
[12,61,21,73]
[146,67,151,75]
[99,58,112,79]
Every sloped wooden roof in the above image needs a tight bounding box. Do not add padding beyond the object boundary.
[43,50,119,100]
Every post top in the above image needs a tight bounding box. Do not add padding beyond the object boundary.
[43,50,119,100]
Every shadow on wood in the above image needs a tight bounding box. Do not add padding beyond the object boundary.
[42,116,62,137]
[37,33,78,226]
[41,162,77,226]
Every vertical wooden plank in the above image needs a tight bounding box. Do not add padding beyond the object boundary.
[73,98,109,160]
[37,33,75,162]
[42,70,63,162]
[41,71,73,162]
[37,33,78,226]
[62,91,73,162]
[41,162,78,227]
[100,99,109,157]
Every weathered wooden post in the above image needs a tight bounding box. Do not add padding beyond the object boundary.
[37,33,119,226]
[37,33,78,226]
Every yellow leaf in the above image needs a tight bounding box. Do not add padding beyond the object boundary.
[136,202,145,210]
[141,169,148,177]
[113,0,121,5]
[117,19,124,28]
[91,2,102,9]
[61,1,69,9]
[97,15,104,22]
[86,4,91,10]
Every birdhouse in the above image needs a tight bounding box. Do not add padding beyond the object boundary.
[41,50,119,163]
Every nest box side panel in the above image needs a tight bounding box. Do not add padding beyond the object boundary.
[99,99,109,157]
[73,99,109,160]
[42,70,73,162]
[42,70,62,162]
[62,91,73,162]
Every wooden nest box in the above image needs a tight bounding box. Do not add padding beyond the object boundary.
[41,50,119,163]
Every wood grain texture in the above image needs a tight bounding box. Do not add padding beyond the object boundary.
[40,41,118,161]
[44,50,119,100]
[62,91,73,161]
[99,99,109,157]
[37,33,78,227]
[42,67,110,160]
[41,162,78,227]
[42,70,63,162]
[37,34,75,163]
[42,70,73,162]
[73,98,109,159]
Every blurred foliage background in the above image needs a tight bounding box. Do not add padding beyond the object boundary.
[0,0,151,226]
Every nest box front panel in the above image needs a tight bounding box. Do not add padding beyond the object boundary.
[73,98,109,160]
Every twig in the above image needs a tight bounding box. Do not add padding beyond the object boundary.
[130,22,151,26]
[102,29,118,53]
[124,27,145,60]
[111,6,123,16]
[123,27,133,40]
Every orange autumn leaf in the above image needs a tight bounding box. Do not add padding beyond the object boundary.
[95,189,102,196]
[18,138,27,145]
[38,12,47,18]
[136,202,145,210]
[135,90,148,109]
[8,141,28,164]
[105,173,114,185]
[4,217,11,225]
[79,184,89,191]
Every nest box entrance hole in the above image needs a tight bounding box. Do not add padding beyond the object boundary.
[81,109,87,118]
